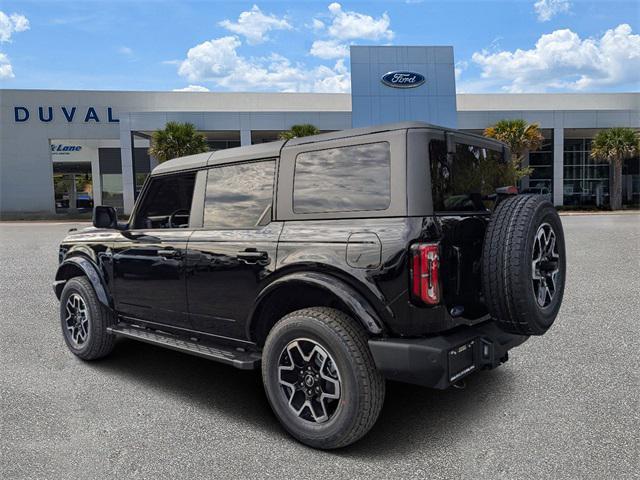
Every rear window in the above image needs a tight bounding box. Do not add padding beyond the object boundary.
[430,139,511,212]
[293,142,391,214]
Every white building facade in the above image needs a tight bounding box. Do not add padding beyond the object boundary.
[1,46,638,217]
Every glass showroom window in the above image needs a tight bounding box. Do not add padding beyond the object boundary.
[528,132,553,193]
[563,138,610,207]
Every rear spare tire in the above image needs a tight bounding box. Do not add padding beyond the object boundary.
[482,194,566,335]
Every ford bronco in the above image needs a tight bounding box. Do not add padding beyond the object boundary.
[54,122,566,449]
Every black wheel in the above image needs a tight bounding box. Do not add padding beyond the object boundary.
[59,276,115,360]
[482,194,566,335]
[262,307,385,449]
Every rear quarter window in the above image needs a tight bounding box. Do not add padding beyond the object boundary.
[430,139,512,213]
[293,142,391,214]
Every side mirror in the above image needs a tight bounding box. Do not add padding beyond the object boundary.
[93,206,118,229]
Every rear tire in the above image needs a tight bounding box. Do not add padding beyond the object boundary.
[60,276,115,360]
[482,195,566,335]
[262,307,385,449]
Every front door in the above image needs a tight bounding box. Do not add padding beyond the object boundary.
[186,159,280,341]
[111,172,197,329]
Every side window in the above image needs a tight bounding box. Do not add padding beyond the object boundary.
[430,140,510,212]
[204,160,275,229]
[134,172,196,228]
[293,142,391,214]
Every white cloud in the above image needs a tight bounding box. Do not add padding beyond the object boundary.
[118,46,133,56]
[173,85,210,92]
[219,5,291,45]
[534,0,571,22]
[308,3,393,59]
[310,39,349,60]
[324,3,393,41]
[178,36,243,82]
[177,35,350,93]
[471,24,640,92]
[0,52,14,78]
[0,11,29,42]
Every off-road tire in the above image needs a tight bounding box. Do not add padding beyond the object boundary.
[482,194,566,335]
[60,276,115,360]
[262,307,385,449]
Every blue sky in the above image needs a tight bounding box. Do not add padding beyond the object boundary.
[0,0,638,93]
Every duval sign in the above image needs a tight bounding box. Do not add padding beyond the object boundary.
[381,71,426,89]
[14,106,119,123]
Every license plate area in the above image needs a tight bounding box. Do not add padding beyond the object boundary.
[448,339,476,383]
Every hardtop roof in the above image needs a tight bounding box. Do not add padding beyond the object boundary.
[151,121,507,175]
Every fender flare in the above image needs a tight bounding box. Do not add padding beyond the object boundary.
[54,256,111,307]
[249,271,385,337]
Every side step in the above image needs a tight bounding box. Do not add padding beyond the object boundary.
[107,325,261,370]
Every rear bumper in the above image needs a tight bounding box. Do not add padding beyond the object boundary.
[368,321,528,389]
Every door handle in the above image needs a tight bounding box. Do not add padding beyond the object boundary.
[158,248,179,258]
[237,250,268,264]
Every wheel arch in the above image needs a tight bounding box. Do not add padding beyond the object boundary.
[54,255,111,307]
[247,272,385,346]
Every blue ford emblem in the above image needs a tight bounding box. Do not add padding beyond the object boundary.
[381,71,426,88]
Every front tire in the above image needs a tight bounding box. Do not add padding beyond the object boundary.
[59,276,115,360]
[262,307,385,449]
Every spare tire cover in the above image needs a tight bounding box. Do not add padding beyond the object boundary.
[482,194,566,335]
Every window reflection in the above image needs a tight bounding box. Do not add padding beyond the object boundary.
[430,140,510,212]
[204,161,275,229]
[293,142,391,214]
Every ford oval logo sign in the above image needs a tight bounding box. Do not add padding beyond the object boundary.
[381,71,426,88]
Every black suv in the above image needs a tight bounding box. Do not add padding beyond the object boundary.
[54,122,566,449]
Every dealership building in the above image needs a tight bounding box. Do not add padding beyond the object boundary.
[1,45,638,217]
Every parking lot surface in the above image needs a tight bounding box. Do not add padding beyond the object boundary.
[1,215,638,479]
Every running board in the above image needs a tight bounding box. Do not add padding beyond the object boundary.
[107,325,261,370]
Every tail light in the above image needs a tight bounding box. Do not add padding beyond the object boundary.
[410,243,440,305]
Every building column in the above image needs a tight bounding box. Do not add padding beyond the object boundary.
[91,150,102,206]
[553,127,564,206]
[240,129,252,146]
[119,117,136,215]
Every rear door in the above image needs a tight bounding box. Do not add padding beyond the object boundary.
[111,172,197,328]
[186,159,281,341]
[428,135,511,319]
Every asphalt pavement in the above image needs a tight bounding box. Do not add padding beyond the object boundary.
[1,215,638,479]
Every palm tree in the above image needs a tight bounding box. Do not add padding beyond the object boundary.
[279,124,320,140]
[148,122,208,163]
[590,127,640,210]
[484,119,544,162]
[483,119,543,183]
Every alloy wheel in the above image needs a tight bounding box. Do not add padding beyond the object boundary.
[64,293,90,347]
[277,338,342,423]
[531,223,560,308]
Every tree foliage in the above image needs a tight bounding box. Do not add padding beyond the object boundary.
[279,124,320,140]
[148,122,209,163]
[484,119,544,159]
[590,127,640,210]
[482,119,544,184]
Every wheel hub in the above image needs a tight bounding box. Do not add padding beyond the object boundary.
[277,338,342,423]
[531,223,560,308]
[64,293,89,347]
